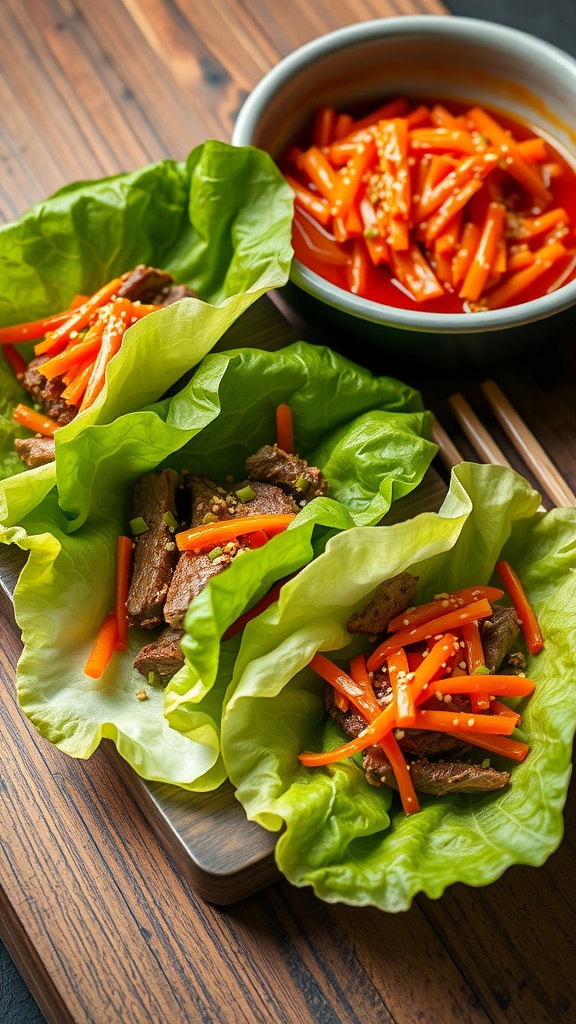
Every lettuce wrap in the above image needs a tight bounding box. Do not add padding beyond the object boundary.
[222,463,576,910]
[0,139,293,524]
[0,342,436,788]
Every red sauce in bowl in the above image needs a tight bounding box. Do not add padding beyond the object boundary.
[280,98,576,313]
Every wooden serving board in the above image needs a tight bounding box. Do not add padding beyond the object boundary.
[0,298,447,905]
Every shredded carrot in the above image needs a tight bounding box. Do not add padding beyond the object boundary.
[84,612,118,679]
[346,238,371,296]
[276,403,294,453]
[313,106,336,148]
[176,513,295,552]
[387,585,503,632]
[483,241,567,309]
[367,598,494,671]
[13,403,60,438]
[0,309,73,346]
[467,106,551,207]
[115,537,134,651]
[39,324,105,381]
[33,276,124,356]
[60,360,96,406]
[409,128,477,155]
[490,699,522,725]
[411,708,516,736]
[448,730,529,762]
[459,202,506,301]
[3,344,27,377]
[387,648,415,726]
[432,674,535,698]
[296,147,339,201]
[285,175,332,227]
[496,560,544,654]
[79,316,124,411]
[461,620,490,711]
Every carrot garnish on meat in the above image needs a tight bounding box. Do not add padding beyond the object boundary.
[13,403,60,438]
[275,403,294,453]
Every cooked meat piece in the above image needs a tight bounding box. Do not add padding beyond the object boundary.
[245,445,329,500]
[398,729,468,759]
[160,284,198,305]
[233,479,298,516]
[14,436,56,468]
[480,605,522,672]
[363,748,510,795]
[118,265,198,306]
[126,469,180,629]
[347,573,419,635]
[133,626,185,680]
[188,475,231,527]
[21,356,77,425]
[163,551,233,627]
[118,264,175,303]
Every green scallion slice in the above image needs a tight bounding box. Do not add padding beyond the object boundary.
[162,511,178,530]
[130,516,148,536]
[235,485,256,503]
[208,546,223,561]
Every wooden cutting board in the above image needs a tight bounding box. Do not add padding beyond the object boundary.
[0,299,447,905]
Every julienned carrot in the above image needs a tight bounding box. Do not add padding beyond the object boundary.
[507,249,535,272]
[461,620,490,711]
[79,316,124,411]
[414,153,492,223]
[313,652,381,721]
[0,309,73,346]
[467,107,551,206]
[386,649,414,726]
[276,403,294,453]
[516,137,548,163]
[490,699,522,724]
[389,244,444,302]
[115,536,134,651]
[460,202,506,302]
[84,612,118,678]
[296,146,339,200]
[331,137,376,220]
[285,175,332,227]
[348,97,409,135]
[496,560,544,654]
[409,128,477,155]
[60,360,95,406]
[434,210,463,256]
[39,324,105,381]
[176,513,295,552]
[431,105,468,130]
[405,105,430,128]
[424,175,489,246]
[374,119,411,221]
[13,403,60,438]
[411,708,516,736]
[313,106,336,148]
[452,222,482,286]
[379,732,421,814]
[346,239,370,295]
[33,276,124,356]
[292,209,349,266]
[3,344,27,377]
[513,208,568,240]
[387,585,504,632]
[448,729,529,762]
[432,674,535,697]
[483,241,567,309]
[333,113,354,141]
[367,598,494,671]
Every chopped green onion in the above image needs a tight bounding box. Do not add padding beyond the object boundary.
[208,546,223,561]
[202,512,219,525]
[130,516,148,536]
[363,226,379,239]
[236,485,256,503]
[162,511,178,530]
[295,475,309,492]
[473,665,491,675]
[481,758,491,769]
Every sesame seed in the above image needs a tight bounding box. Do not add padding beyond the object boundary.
[467,717,475,727]
[452,718,460,726]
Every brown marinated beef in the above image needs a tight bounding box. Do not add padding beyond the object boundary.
[347,573,418,636]
[133,626,185,680]
[480,605,522,672]
[163,550,236,627]
[363,747,510,796]
[21,355,76,426]
[188,475,233,526]
[126,469,180,629]
[245,445,330,500]
[14,436,56,468]
[118,264,197,305]
[234,479,298,516]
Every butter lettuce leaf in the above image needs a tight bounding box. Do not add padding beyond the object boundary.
[222,464,576,910]
[0,140,294,516]
[0,342,435,785]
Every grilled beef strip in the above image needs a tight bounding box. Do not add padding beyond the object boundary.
[13,436,56,468]
[126,469,181,629]
[480,605,522,672]
[16,266,196,469]
[245,445,330,501]
[363,747,510,795]
[163,479,297,627]
[133,626,185,680]
[347,573,419,636]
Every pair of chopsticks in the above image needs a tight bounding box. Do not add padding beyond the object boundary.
[432,379,576,509]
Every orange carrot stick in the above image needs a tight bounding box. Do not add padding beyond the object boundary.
[496,560,544,654]
[483,241,567,309]
[60,360,96,406]
[79,316,125,411]
[346,239,371,296]
[507,248,535,272]
[405,105,430,128]
[3,344,27,377]
[516,137,548,163]
[39,323,105,381]
[414,153,495,223]
[333,113,354,141]
[0,309,74,346]
[424,175,488,246]
[12,403,60,438]
[115,536,134,651]
[176,514,296,552]
[285,175,332,227]
[452,222,482,287]
[387,585,504,633]
[296,146,339,200]
[331,137,377,219]
[367,599,494,671]
[461,620,490,711]
[389,244,444,302]
[349,97,409,134]
[448,730,529,762]
[84,612,118,679]
[409,128,477,155]
[33,276,124,356]
[276,403,294,453]
[459,201,506,302]
[387,648,415,726]
[313,106,336,148]
[490,699,522,725]
[513,208,568,240]
[411,708,516,736]
[432,674,535,697]
[467,107,551,206]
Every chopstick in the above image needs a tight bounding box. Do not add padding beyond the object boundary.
[481,380,576,508]
[431,417,463,471]
[442,382,576,509]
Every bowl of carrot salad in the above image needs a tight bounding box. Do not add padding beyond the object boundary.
[233,17,576,363]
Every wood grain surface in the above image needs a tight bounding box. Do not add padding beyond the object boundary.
[1,1,575,1023]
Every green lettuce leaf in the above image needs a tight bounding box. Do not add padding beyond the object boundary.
[0,343,435,787]
[222,463,576,910]
[0,140,294,517]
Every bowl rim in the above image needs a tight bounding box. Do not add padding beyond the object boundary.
[232,15,576,331]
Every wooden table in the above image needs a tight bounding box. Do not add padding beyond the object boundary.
[1,2,575,1023]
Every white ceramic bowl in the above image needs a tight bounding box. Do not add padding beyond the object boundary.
[233,17,576,364]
